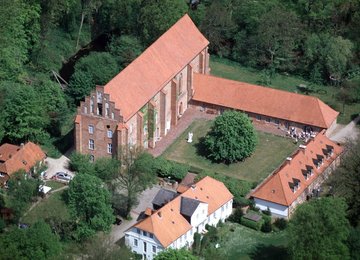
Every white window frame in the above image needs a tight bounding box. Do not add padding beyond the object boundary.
[107,130,113,138]
[152,245,156,253]
[107,143,112,154]
[88,125,94,134]
[134,239,138,247]
[89,139,94,150]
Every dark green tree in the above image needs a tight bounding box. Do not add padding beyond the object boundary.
[154,248,198,260]
[66,71,95,105]
[255,6,302,71]
[0,220,61,260]
[67,173,114,241]
[288,197,350,259]
[330,141,360,225]
[0,82,49,144]
[7,171,40,221]
[107,35,144,69]
[112,150,156,218]
[139,0,188,44]
[72,52,119,85]
[304,33,353,82]
[0,0,40,81]
[203,111,257,163]
[348,225,360,260]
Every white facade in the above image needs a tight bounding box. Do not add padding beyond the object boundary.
[254,198,289,218]
[125,198,233,259]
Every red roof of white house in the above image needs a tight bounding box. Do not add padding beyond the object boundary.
[104,14,209,122]
[251,131,343,206]
[131,176,233,247]
[193,73,339,129]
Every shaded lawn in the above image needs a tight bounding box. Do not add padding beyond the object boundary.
[22,190,70,225]
[210,57,360,124]
[45,180,67,190]
[162,120,297,183]
[212,223,288,260]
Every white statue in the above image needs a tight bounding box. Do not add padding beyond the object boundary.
[187,132,193,143]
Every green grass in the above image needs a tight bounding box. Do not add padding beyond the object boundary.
[45,180,67,190]
[22,190,70,225]
[212,223,288,260]
[210,57,360,124]
[162,120,297,183]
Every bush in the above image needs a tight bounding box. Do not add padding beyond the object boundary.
[241,217,263,231]
[262,208,272,216]
[228,207,243,224]
[153,158,189,181]
[274,218,288,230]
[261,218,272,233]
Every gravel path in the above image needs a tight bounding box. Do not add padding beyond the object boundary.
[329,115,360,143]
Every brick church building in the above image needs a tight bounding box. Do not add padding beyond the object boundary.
[75,14,338,160]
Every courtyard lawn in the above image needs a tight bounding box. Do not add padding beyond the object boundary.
[22,190,70,225]
[210,223,288,260]
[162,120,297,183]
[210,57,360,124]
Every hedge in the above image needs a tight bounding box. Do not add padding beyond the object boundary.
[240,217,263,231]
[153,157,189,181]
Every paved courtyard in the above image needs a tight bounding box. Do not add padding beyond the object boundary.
[110,184,168,243]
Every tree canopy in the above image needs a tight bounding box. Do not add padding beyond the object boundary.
[67,173,114,241]
[0,221,62,260]
[203,111,257,163]
[288,197,350,259]
[330,141,360,226]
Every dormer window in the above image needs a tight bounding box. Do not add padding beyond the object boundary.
[289,178,301,193]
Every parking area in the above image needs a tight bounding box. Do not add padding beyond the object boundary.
[43,155,74,180]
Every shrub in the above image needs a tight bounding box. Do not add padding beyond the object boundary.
[241,217,263,231]
[228,207,243,224]
[274,218,288,230]
[262,208,272,216]
[261,218,272,233]
[154,158,189,181]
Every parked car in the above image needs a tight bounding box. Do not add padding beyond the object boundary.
[53,172,72,183]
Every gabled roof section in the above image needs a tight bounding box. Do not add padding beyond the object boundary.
[180,197,201,217]
[104,14,209,122]
[152,189,178,208]
[130,176,233,248]
[193,73,339,129]
[0,142,46,176]
[251,131,343,206]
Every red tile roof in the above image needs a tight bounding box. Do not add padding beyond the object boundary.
[104,14,209,122]
[193,73,339,129]
[132,176,233,247]
[0,142,46,176]
[251,131,343,206]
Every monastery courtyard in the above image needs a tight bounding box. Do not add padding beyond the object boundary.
[150,106,298,183]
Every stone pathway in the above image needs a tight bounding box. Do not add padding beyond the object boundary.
[148,107,215,157]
